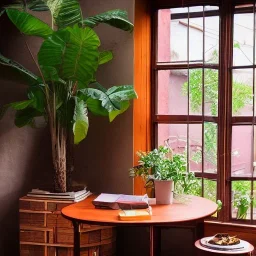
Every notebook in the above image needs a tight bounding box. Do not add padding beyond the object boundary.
[118,206,152,221]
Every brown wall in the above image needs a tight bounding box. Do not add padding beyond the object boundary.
[0,10,53,255]
[0,0,134,254]
[74,0,134,195]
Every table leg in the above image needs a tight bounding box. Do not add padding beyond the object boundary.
[150,225,155,256]
[195,220,204,240]
[73,220,80,256]
[150,226,161,256]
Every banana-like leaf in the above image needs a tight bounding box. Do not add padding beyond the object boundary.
[77,89,108,116]
[27,0,49,11]
[73,98,89,144]
[28,85,46,113]
[42,0,82,29]
[80,84,137,113]
[4,1,49,11]
[99,51,113,65]
[109,101,130,122]
[107,85,138,108]
[10,99,35,110]
[0,99,34,120]
[38,25,100,85]
[81,9,134,32]
[6,9,53,39]
[0,53,41,85]
[86,98,109,116]
[15,107,42,127]
[90,82,107,92]
[41,66,66,84]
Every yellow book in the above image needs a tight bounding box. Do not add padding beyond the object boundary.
[118,206,152,221]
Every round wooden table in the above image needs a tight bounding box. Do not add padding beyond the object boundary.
[195,240,254,256]
[62,194,217,256]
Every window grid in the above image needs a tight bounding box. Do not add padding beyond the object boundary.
[154,6,219,217]
[154,2,256,223]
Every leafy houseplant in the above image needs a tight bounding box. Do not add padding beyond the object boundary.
[0,1,137,192]
[130,146,198,204]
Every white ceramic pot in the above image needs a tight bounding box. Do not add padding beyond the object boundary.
[154,180,174,205]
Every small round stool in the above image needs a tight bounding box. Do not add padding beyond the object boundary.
[195,239,254,256]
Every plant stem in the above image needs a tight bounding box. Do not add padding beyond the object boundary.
[23,37,47,86]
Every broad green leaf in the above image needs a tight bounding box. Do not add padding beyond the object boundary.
[0,99,35,120]
[0,53,41,86]
[81,9,134,32]
[4,1,49,11]
[99,51,113,65]
[41,66,66,84]
[90,82,107,92]
[6,9,53,39]
[15,108,41,127]
[10,99,35,110]
[77,89,108,116]
[109,101,129,122]
[38,25,100,85]
[28,86,46,113]
[81,88,118,112]
[43,0,82,28]
[80,84,137,113]
[107,85,138,102]
[73,98,89,144]
[86,98,108,116]
[27,0,49,11]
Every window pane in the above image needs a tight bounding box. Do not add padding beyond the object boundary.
[158,8,188,62]
[158,7,219,63]
[189,7,203,62]
[205,15,219,64]
[232,181,251,220]
[232,69,253,116]
[204,122,218,173]
[204,69,218,116]
[232,126,253,177]
[189,69,203,115]
[189,124,202,173]
[233,12,254,66]
[158,124,187,156]
[157,70,188,115]
[204,179,217,202]
[253,182,256,220]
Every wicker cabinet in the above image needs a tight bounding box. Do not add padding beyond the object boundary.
[19,197,116,256]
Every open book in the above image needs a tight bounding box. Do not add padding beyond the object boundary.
[92,193,149,210]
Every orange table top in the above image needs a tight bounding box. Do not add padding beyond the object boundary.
[62,194,217,226]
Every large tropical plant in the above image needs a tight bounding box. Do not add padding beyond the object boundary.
[0,0,137,192]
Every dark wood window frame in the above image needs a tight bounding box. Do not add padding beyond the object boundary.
[152,0,256,224]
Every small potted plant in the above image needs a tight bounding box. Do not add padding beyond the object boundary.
[233,193,251,219]
[130,146,193,204]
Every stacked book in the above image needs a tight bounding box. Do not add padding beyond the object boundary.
[92,193,152,220]
[27,187,91,202]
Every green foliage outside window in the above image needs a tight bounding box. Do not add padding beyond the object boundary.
[181,52,253,208]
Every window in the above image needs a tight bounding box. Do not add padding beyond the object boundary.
[154,2,256,223]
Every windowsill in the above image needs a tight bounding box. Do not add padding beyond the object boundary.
[205,220,256,229]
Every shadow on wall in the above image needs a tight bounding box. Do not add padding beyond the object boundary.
[0,111,53,255]
[0,7,53,254]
